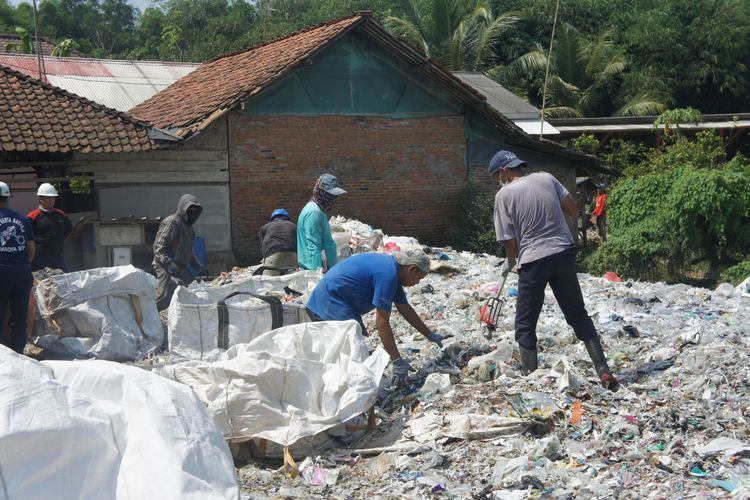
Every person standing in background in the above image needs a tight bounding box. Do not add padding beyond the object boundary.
[152,194,204,311]
[592,184,608,242]
[297,173,346,271]
[27,183,71,272]
[1,181,36,354]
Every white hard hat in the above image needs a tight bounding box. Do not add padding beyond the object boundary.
[37,182,59,197]
[0,181,10,197]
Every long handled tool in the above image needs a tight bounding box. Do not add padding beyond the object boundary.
[479,273,508,332]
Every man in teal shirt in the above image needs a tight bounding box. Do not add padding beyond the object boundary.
[297,173,346,271]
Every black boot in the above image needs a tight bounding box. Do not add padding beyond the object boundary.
[584,336,619,391]
[518,345,538,375]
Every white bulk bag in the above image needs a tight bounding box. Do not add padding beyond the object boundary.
[0,346,239,500]
[159,320,390,447]
[168,270,319,361]
[32,265,162,361]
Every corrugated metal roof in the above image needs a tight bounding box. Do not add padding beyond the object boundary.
[554,121,750,134]
[453,72,559,135]
[453,72,539,119]
[515,119,560,136]
[0,54,198,112]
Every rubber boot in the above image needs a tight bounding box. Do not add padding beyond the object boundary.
[584,336,620,391]
[518,345,538,375]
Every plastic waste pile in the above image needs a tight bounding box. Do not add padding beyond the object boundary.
[234,226,749,499]
[330,215,384,258]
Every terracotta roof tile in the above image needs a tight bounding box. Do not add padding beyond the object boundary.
[126,14,597,168]
[0,63,161,154]
[129,14,365,137]
[0,34,57,56]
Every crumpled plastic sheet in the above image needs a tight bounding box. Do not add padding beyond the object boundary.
[158,320,390,447]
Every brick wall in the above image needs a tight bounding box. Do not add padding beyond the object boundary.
[228,113,468,264]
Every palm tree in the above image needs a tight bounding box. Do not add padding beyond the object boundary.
[384,0,519,72]
[501,24,666,117]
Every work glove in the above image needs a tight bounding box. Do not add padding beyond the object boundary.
[166,261,181,276]
[391,357,415,388]
[425,331,451,348]
[500,259,515,278]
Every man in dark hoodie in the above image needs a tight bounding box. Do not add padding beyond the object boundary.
[152,194,203,310]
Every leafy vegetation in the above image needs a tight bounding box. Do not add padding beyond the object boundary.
[0,0,748,115]
[584,132,750,284]
[384,0,519,71]
[497,23,665,117]
[719,260,750,286]
[447,188,500,256]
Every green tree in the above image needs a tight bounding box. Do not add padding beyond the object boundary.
[384,0,519,71]
[0,0,15,32]
[652,107,702,144]
[586,132,750,283]
[501,23,665,117]
[91,0,138,57]
[619,0,750,113]
[51,37,77,56]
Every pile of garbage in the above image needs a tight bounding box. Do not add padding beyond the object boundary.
[14,217,749,498]
[234,238,749,498]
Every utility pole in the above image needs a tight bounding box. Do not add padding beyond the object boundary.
[31,0,46,82]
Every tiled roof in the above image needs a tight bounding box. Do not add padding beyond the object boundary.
[0,34,56,56]
[129,15,365,137]
[127,14,597,169]
[0,63,161,154]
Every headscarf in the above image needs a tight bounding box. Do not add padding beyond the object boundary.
[312,177,337,212]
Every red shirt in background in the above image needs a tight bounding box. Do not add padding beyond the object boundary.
[593,194,607,217]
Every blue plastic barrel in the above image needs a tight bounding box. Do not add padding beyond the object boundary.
[187,236,207,276]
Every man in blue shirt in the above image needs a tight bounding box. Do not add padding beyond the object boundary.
[306,249,447,385]
[0,182,36,354]
[297,173,345,271]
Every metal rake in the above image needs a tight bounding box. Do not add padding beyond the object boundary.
[479,273,508,331]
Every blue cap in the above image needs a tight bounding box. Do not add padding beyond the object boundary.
[270,208,289,220]
[488,150,527,175]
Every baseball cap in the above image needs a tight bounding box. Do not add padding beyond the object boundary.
[319,173,347,196]
[394,249,430,274]
[488,150,527,175]
[0,181,10,197]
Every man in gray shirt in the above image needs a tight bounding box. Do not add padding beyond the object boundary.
[490,150,619,391]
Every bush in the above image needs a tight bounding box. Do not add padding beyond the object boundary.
[569,134,600,155]
[718,260,750,286]
[447,188,502,256]
[586,134,750,283]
